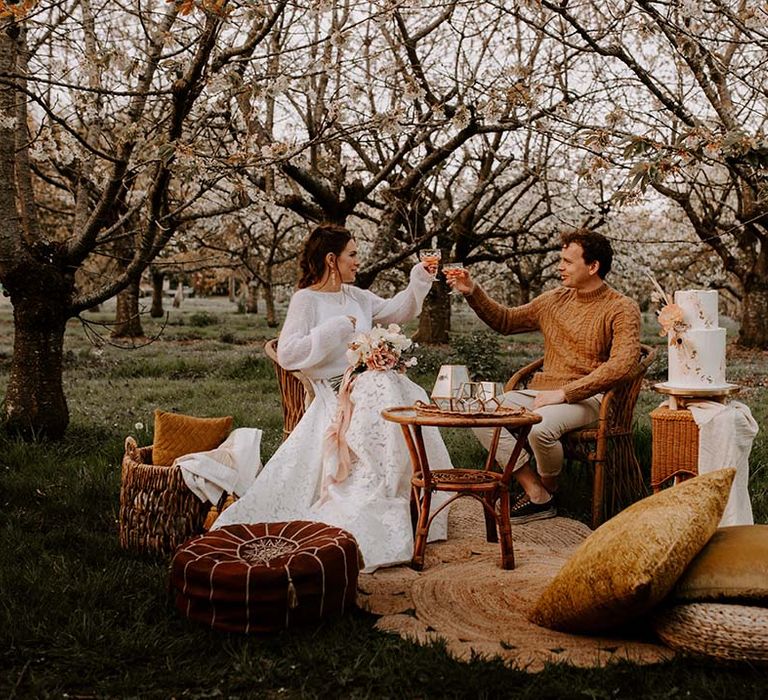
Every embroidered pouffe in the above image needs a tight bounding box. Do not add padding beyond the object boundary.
[170,521,361,633]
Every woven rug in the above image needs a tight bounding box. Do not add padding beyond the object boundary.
[357,499,673,671]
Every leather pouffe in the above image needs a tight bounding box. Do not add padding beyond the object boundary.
[170,521,361,633]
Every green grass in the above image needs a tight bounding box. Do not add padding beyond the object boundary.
[1,297,767,697]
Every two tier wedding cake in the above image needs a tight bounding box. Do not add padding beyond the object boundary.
[664,289,728,389]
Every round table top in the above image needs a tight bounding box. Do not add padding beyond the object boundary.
[653,382,741,399]
[382,405,542,428]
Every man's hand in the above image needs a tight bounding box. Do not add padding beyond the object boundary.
[445,267,475,294]
[533,389,566,409]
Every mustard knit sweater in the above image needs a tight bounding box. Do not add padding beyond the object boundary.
[466,283,641,404]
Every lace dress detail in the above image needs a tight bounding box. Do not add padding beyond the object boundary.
[214,264,453,572]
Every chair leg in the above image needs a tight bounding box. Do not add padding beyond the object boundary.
[497,490,515,570]
[591,459,604,530]
[411,488,432,571]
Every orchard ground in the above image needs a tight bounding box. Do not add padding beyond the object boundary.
[0,294,766,698]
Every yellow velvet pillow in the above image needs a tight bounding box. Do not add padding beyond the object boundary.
[673,525,768,603]
[529,468,735,634]
[152,409,233,466]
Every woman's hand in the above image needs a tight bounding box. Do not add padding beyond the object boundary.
[446,267,475,295]
[420,260,439,277]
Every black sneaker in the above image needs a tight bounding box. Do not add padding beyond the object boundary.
[509,493,556,524]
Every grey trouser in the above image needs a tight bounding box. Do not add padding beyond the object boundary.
[473,390,602,477]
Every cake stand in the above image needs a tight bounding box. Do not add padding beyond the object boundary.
[653,383,741,410]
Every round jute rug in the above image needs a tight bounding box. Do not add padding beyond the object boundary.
[357,499,673,672]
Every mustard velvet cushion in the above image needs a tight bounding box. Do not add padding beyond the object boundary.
[529,468,735,634]
[673,525,768,603]
[152,409,233,466]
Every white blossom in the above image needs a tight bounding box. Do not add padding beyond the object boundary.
[452,105,470,130]
[0,114,17,130]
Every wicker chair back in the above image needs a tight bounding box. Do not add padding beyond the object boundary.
[264,338,315,440]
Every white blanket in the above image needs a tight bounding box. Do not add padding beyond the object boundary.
[683,401,758,527]
[177,427,262,504]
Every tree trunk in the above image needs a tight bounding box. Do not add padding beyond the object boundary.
[738,282,768,348]
[264,282,278,327]
[246,282,259,314]
[4,295,69,440]
[150,269,164,318]
[112,279,143,337]
[228,275,236,302]
[413,282,450,344]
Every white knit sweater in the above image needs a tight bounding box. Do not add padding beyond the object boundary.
[277,263,433,380]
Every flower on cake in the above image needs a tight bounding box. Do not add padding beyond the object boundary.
[646,272,688,346]
[346,323,418,374]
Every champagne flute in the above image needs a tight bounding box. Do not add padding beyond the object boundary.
[419,249,442,277]
[442,262,465,294]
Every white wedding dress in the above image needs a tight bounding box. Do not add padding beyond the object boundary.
[214,264,453,572]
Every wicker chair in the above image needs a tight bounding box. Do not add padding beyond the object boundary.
[264,338,315,440]
[505,344,657,528]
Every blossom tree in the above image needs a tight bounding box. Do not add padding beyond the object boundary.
[200,1,608,341]
[190,202,305,326]
[0,0,287,438]
[525,0,768,347]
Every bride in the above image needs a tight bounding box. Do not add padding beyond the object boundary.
[214,223,453,571]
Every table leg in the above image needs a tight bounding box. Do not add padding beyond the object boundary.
[409,485,419,533]
[497,488,515,569]
[411,487,431,571]
[483,494,498,543]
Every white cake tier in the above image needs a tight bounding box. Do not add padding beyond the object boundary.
[667,327,727,389]
[674,289,718,329]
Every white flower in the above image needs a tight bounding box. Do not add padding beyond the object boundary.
[452,105,470,130]
[0,114,17,130]
[134,422,144,431]
[346,345,363,366]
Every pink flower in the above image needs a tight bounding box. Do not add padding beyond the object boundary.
[365,346,399,371]
[657,303,685,335]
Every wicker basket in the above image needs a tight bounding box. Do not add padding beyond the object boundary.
[650,407,699,491]
[119,436,208,556]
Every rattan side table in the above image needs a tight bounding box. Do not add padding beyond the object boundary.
[382,405,541,571]
[650,383,740,492]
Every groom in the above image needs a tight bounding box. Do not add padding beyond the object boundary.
[447,230,641,523]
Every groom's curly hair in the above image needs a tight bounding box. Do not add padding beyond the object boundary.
[297,223,353,289]
[560,228,613,279]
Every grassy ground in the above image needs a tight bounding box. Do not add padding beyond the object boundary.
[1,295,767,698]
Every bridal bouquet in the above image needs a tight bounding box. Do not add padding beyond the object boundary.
[346,323,418,373]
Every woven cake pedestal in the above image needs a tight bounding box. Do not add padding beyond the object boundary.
[650,383,740,492]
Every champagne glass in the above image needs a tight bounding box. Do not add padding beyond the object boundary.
[419,249,442,277]
[442,262,465,294]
